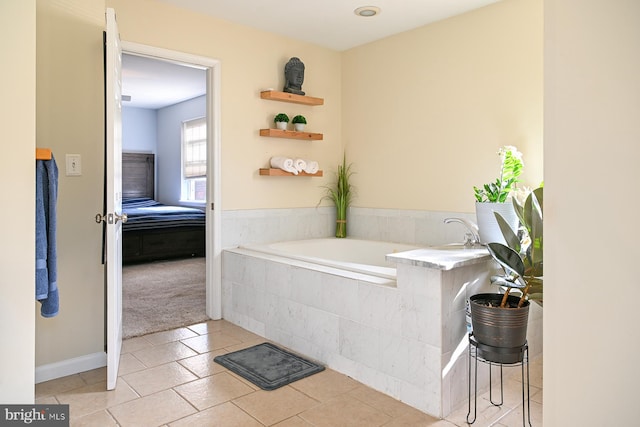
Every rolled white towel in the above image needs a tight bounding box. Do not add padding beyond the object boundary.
[293,158,307,172]
[303,160,319,174]
[270,156,298,175]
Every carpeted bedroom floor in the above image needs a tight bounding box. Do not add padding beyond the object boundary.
[122,257,208,339]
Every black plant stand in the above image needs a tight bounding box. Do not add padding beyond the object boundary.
[467,334,532,426]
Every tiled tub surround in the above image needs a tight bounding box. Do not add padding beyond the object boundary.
[222,242,509,418]
[221,206,477,249]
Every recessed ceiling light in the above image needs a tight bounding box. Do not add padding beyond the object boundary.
[354,6,381,17]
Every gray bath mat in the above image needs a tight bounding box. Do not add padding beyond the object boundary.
[214,342,325,390]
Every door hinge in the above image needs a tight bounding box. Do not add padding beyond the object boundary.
[211,203,215,211]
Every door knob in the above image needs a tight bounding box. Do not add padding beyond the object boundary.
[95,212,127,224]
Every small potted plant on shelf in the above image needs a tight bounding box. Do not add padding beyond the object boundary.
[292,115,307,131]
[320,153,354,238]
[274,113,289,130]
[473,146,524,244]
[470,186,543,363]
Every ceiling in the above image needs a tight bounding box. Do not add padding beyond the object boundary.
[122,0,501,109]
[121,54,206,109]
[156,0,501,52]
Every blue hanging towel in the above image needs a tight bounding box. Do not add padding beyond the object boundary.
[36,155,59,317]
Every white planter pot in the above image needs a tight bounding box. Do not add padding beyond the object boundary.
[475,201,519,245]
[294,123,305,131]
[275,121,288,130]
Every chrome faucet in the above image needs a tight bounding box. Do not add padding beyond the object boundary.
[444,217,482,247]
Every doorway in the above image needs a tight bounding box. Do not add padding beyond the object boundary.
[120,42,222,331]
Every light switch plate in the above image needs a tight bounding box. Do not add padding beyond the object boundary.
[66,154,82,176]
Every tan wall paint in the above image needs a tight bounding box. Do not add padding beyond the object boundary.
[342,0,543,212]
[108,0,343,210]
[35,0,106,366]
[0,0,36,403]
[544,0,640,425]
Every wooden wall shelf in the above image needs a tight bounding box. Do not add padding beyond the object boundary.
[260,129,323,140]
[260,90,324,106]
[259,168,323,177]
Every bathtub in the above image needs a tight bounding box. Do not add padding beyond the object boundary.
[223,237,497,417]
[239,238,421,280]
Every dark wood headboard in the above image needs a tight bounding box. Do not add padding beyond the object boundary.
[122,152,154,199]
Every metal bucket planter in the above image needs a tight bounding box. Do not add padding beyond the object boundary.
[470,293,529,364]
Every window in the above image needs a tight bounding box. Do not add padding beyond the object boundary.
[181,117,207,202]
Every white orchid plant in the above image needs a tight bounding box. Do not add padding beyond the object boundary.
[474,146,524,203]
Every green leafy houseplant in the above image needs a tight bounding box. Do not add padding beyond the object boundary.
[474,146,524,203]
[322,154,354,238]
[274,113,290,123]
[491,186,544,306]
[469,186,542,359]
[291,115,306,124]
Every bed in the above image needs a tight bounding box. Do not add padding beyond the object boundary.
[122,152,206,264]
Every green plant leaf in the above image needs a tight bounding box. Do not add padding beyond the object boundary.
[494,212,521,252]
[527,188,543,267]
[487,242,525,280]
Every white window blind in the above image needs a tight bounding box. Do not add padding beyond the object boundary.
[183,117,207,178]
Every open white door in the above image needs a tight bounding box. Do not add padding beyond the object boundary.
[105,8,124,391]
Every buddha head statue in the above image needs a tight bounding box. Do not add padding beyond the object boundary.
[283,57,305,95]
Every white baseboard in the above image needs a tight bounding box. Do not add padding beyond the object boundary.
[35,352,107,384]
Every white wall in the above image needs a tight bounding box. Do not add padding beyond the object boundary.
[122,106,157,153]
[544,0,640,425]
[156,95,206,205]
[0,0,36,403]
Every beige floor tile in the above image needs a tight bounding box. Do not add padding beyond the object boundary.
[219,337,266,352]
[132,341,198,367]
[480,377,530,410]
[37,321,542,427]
[420,420,458,427]
[273,416,314,426]
[531,386,543,405]
[36,374,86,399]
[35,396,58,405]
[290,369,359,402]
[78,367,106,386]
[145,327,199,346]
[181,332,242,354]
[178,352,227,378]
[233,385,320,426]
[57,378,139,420]
[72,409,118,426]
[169,401,263,427]
[121,336,153,354]
[118,352,147,375]
[493,399,543,427]
[108,389,196,427]
[348,384,416,419]
[381,407,444,427]
[224,370,262,391]
[217,323,264,342]
[298,394,391,427]
[446,395,510,427]
[174,372,254,410]
[122,362,198,396]
[187,320,226,335]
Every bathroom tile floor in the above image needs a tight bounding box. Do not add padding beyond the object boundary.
[36,320,543,426]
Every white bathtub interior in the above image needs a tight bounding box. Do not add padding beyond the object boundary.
[239,238,422,280]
